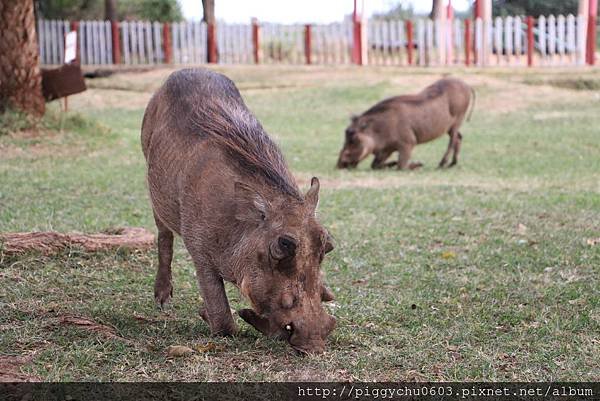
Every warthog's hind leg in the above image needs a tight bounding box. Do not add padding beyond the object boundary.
[154,213,174,308]
[449,132,463,167]
[439,130,455,168]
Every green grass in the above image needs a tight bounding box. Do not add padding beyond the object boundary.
[1,66,599,381]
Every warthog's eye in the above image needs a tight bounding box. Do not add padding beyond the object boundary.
[260,212,266,221]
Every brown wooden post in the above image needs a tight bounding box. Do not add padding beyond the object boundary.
[111,21,121,65]
[586,0,598,65]
[527,16,534,67]
[304,24,312,65]
[406,20,413,65]
[464,18,471,66]
[207,23,217,63]
[252,19,260,64]
[70,21,80,65]
[162,23,172,64]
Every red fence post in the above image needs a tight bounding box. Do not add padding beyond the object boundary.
[207,23,217,63]
[352,19,362,64]
[111,21,121,65]
[587,0,598,65]
[70,21,80,65]
[406,20,413,65]
[252,19,260,64]
[464,19,471,66]
[527,16,534,67]
[304,24,312,65]
[162,23,172,64]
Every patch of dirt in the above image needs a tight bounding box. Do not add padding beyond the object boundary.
[0,355,40,382]
[69,88,153,111]
[57,314,133,345]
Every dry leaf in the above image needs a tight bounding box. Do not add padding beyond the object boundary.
[586,238,600,246]
[166,345,194,357]
[193,342,224,353]
[516,223,528,235]
[441,251,456,259]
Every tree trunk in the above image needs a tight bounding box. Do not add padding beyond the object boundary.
[202,0,217,62]
[105,0,117,21]
[0,0,45,117]
[202,0,215,23]
[430,0,443,19]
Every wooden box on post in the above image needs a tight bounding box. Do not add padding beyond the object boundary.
[41,64,86,102]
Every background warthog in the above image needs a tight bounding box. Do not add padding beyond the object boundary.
[141,69,336,353]
[337,78,475,170]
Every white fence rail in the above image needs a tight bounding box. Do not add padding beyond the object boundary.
[37,15,590,67]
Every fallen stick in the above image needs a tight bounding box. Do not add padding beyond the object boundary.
[0,227,154,256]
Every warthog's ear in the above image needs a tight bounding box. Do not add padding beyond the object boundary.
[238,309,274,336]
[305,177,320,212]
[234,182,268,222]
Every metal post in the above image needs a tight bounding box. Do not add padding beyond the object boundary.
[304,24,312,65]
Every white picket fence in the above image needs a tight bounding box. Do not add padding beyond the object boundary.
[37,15,590,67]
[368,14,587,66]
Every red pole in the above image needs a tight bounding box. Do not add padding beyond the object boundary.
[352,21,361,64]
[304,24,312,65]
[464,19,471,66]
[207,23,217,63]
[587,0,598,65]
[406,20,413,65]
[162,23,172,64]
[111,21,121,65]
[474,0,483,19]
[70,21,80,65]
[527,16,534,67]
[252,19,260,64]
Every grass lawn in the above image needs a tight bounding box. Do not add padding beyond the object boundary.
[0,65,599,381]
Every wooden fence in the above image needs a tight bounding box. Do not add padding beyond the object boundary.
[37,15,592,67]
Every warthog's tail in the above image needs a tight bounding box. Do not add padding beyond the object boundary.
[466,87,476,122]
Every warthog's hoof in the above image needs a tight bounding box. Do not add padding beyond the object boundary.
[199,307,238,336]
[409,161,423,170]
[154,282,173,309]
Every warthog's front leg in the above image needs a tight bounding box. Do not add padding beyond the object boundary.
[396,144,416,170]
[193,261,238,336]
[371,150,394,170]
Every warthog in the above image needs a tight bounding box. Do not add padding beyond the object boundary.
[337,78,475,170]
[141,69,336,353]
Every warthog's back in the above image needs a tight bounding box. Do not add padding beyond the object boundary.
[141,69,300,234]
[364,78,472,144]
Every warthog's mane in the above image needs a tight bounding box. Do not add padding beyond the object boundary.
[165,69,301,200]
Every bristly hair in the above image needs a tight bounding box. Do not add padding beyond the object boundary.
[191,96,301,200]
[164,69,301,200]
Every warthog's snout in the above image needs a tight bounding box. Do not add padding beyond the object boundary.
[288,313,336,354]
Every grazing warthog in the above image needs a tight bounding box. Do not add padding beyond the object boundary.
[141,69,336,354]
[337,78,475,170]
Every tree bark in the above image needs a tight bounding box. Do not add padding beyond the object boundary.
[202,0,217,62]
[105,0,117,21]
[430,0,443,19]
[0,0,45,117]
[202,0,215,23]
